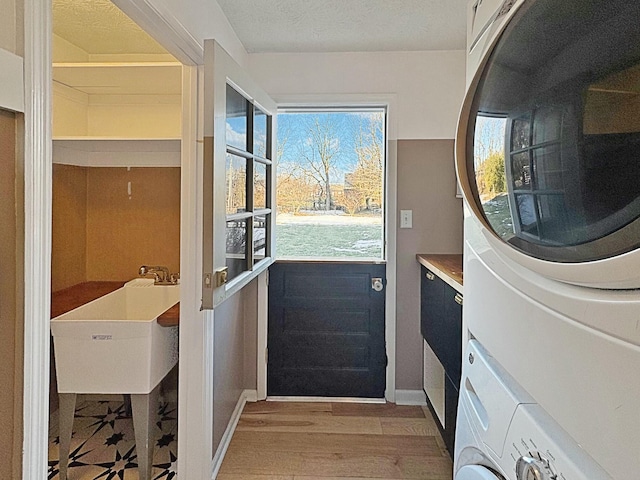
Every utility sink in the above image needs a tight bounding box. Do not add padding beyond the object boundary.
[51,278,179,394]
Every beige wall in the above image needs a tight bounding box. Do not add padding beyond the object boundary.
[52,164,87,291]
[0,0,23,55]
[213,279,258,453]
[51,166,181,290]
[0,109,23,479]
[396,139,463,389]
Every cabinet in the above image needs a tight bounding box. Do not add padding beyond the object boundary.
[420,265,462,457]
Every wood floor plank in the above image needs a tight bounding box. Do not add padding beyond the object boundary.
[217,475,294,480]
[218,450,452,479]
[243,401,333,416]
[226,431,444,457]
[379,416,440,436]
[236,414,383,435]
[331,403,425,418]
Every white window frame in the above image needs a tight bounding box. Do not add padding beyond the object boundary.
[275,105,387,262]
[202,40,277,309]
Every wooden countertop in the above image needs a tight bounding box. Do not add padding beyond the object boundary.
[416,254,463,293]
[51,281,180,327]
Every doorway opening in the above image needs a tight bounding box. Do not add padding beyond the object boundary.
[49,1,181,478]
[267,107,388,399]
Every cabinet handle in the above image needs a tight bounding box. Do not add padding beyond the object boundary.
[426,271,435,281]
[454,293,463,305]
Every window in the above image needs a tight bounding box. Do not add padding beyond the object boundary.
[276,108,385,260]
[225,84,273,281]
[202,40,277,309]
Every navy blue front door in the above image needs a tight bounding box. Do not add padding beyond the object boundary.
[267,262,386,398]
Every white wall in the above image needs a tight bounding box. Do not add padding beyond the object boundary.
[247,50,466,140]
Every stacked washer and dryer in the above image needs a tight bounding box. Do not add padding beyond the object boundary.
[454,0,640,479]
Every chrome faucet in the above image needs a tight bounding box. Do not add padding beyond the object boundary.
[138,265,178,285]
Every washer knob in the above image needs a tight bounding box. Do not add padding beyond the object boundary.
[516,455,553,480]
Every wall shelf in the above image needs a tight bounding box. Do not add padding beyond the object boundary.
[53,138,181,167]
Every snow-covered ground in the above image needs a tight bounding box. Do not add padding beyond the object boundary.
[277,212,382,225]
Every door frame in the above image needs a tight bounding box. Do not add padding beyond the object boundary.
[257,94,398,402]
[21,0,214,478]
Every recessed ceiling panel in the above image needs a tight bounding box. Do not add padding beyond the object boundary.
[217,0,467,53]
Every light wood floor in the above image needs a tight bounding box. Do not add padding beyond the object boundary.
[218,401,453,480]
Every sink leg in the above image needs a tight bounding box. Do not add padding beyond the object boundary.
[131,385,160,480]
[123,394,132,417]
[58,393,76,480]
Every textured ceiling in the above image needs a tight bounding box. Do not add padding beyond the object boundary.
[53,0,168,55]
[216,0,467,53]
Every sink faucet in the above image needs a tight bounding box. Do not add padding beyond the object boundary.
[138,265,177,285]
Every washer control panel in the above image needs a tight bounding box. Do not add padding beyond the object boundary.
[503,404,612,480]
[515,453,555,480]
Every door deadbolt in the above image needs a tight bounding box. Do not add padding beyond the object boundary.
[371,277,384,292]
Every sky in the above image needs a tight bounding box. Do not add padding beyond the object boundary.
[277,111,384,184]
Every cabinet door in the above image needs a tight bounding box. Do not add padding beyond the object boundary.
[420,266,444,351]
[443,284,463,387]
[443,372,459,457]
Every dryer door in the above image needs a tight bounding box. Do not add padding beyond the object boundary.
[456,465,502,480]
[457,0,640,287]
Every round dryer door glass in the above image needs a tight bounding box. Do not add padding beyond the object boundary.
[455,465,503,480]
[464,0,640,262]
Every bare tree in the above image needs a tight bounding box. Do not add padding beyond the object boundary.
[297,116,341,211]
[346,113,384,211]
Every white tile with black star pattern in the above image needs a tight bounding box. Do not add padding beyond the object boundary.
[48,396,178,480]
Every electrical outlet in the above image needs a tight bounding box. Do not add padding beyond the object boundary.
[400,210,413,229]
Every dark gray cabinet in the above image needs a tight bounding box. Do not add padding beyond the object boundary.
[420,265,462,457]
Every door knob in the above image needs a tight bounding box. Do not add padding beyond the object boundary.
[371,277,384,292]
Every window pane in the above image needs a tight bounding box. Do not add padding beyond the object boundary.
[254,107,268,158]
[226,154,247,214]
[226,85,247,151]
[511,115,530,150]
[511,152,531,189]
[226,219,247,280]
[254,161,267,210]
[532,145,563,190]
[276,109,385,259]
[254,214,268,264]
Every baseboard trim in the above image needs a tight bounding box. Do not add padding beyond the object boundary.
[266,396,386,404]
[395,389,427,406]
[210,389,256,479]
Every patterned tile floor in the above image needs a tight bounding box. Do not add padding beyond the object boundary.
[48,395,178,480]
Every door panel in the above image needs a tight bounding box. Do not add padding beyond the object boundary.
[268,262,386,397]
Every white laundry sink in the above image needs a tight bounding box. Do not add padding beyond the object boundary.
[51,278,179,394]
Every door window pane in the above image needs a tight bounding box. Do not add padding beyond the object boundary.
[254,214,268,263]
[254,161,267,210]
[254,107,268,158]
[226,219,247,281]
[276,109,385,259]
[225,154,247,214]
[511,152,531,189]
[511,116,530,150]
[226,85,248,151]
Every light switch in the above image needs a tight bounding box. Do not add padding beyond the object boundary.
[400,210,413,229]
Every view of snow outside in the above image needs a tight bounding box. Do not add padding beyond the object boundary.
[276,110,385,259]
